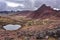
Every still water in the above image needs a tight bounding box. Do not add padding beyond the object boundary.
[3,24,21,30]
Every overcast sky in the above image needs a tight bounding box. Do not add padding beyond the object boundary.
[0,0,59,11]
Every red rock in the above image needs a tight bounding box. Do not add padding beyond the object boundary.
[28,4,60,19]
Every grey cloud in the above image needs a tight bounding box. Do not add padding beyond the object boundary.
[6,0,57,8]
[0,2,7,11]
[5,0,35,11]
[35,0,57,8]
[0,0,59,11]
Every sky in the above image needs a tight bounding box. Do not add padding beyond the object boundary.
[0,0,59,11]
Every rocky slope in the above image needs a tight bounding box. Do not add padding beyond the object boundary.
[28,4,60,19]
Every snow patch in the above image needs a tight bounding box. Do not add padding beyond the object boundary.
[53,8,60,10]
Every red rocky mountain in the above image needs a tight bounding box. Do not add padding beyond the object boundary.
[28,4,60,19]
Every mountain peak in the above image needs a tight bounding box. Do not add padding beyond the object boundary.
[28,4,60,19]
[36,4,53,12]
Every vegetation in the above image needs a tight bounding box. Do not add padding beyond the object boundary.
[0,16,60,40]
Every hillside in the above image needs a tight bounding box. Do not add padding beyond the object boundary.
[28,4,60,19]
[0,4,60,40]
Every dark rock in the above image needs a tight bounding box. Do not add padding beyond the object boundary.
[56,29,60,37]
[57,38,60,40]
[46,29,57,37]
[53,26,60,37]
[36,31,47,39]
[5,37,14,40]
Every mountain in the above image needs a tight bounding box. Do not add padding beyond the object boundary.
[28,4,60,19]
[1,4,60,20]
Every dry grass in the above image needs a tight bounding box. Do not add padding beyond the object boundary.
[0,17,60,40]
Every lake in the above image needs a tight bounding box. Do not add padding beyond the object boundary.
[3,24,21,30]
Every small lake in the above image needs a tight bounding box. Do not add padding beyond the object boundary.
[3,24,21,30]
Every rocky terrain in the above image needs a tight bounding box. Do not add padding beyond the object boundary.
[0,4,60,40]
[28,4,60,19]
